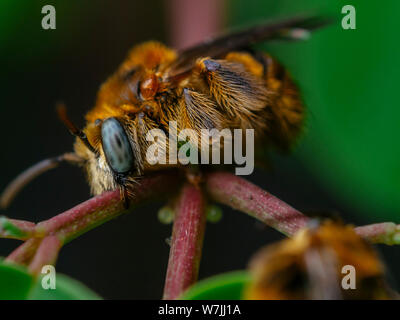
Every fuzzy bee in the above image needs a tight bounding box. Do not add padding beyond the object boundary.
[0,16,329,208]
[245,221,396,300]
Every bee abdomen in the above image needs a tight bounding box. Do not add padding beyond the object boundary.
[225,51,305,150]
[261,53,305,151]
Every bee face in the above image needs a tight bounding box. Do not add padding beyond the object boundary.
[73,115,146,196]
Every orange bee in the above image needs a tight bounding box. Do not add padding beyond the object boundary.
[0,16,328,208]
[245,220,396,300]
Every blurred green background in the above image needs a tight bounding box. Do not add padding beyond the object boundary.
[0,0,398,299]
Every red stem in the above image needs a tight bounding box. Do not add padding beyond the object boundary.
[163,184,206,300]
[8,219,36,236]
[2,170,399,297]
[39,171,182,243]
[354,222,400,245]
[167,0,223,50]
[5,171,182,266]
[28,236,62,274]
[0,218,35,240]
[5,238,41,265]
[205,171,400,245]
[205,171,309,236]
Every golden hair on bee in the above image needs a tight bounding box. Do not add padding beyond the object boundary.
[245,220,396,299]
[0,15,331,208]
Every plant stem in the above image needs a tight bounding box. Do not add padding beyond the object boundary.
[163,184,206,300]
[2,169,400,288]
[5,238,41,265]
[205,171,309,236]
[205,171,400,245]
[28,236,62,274]
[0,218,35,240]
[355,222,400,245]
[5,171,182,268]
[39,171,182,243]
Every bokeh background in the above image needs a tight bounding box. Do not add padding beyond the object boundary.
[0,0,399,299]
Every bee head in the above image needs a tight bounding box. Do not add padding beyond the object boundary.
[73,115,143,196]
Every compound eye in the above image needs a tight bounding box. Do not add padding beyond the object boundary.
[101,118,134,174]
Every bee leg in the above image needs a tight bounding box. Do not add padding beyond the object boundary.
[115,175,131,209]
[118,185,130,209]
[123,191,130,209]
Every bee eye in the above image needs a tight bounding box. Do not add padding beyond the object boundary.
[101,118,134,174]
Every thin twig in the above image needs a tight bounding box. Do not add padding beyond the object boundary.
[5,171,183,268]
[28,236,62,274]
[355,222,400,245]
[163,184,206,300]
[205,171,400,245]
[205,171,309,236]
[0,217,35,240]
[5,238,42,265]
[2,170,399,292]
[0,153,82,209]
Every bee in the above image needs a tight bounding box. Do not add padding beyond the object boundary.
[0,16,329,208]
[244,220,397,300]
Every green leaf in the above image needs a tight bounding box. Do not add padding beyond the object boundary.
[0,260,101,300]
[28,274,101,300]
[182,271,251,300]
[0,261,34,299]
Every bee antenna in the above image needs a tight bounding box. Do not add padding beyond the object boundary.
[0,153,83,209]
[56,103,98,155]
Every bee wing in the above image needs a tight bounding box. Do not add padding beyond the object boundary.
[166,15,332,78]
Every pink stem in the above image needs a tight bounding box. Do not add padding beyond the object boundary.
[205,171,309,236]
[0,218,36,240]
[8,219,36,235]
[167,0,224,50]
[5,238,41,265]
[163,184,206,300]
[38,171,182,242]
[6,171,182,266]
[36,189,123,242]
[355,222,400,245]
[28,236,62,274]
[3,170,400,281]
[205,172,400,245]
